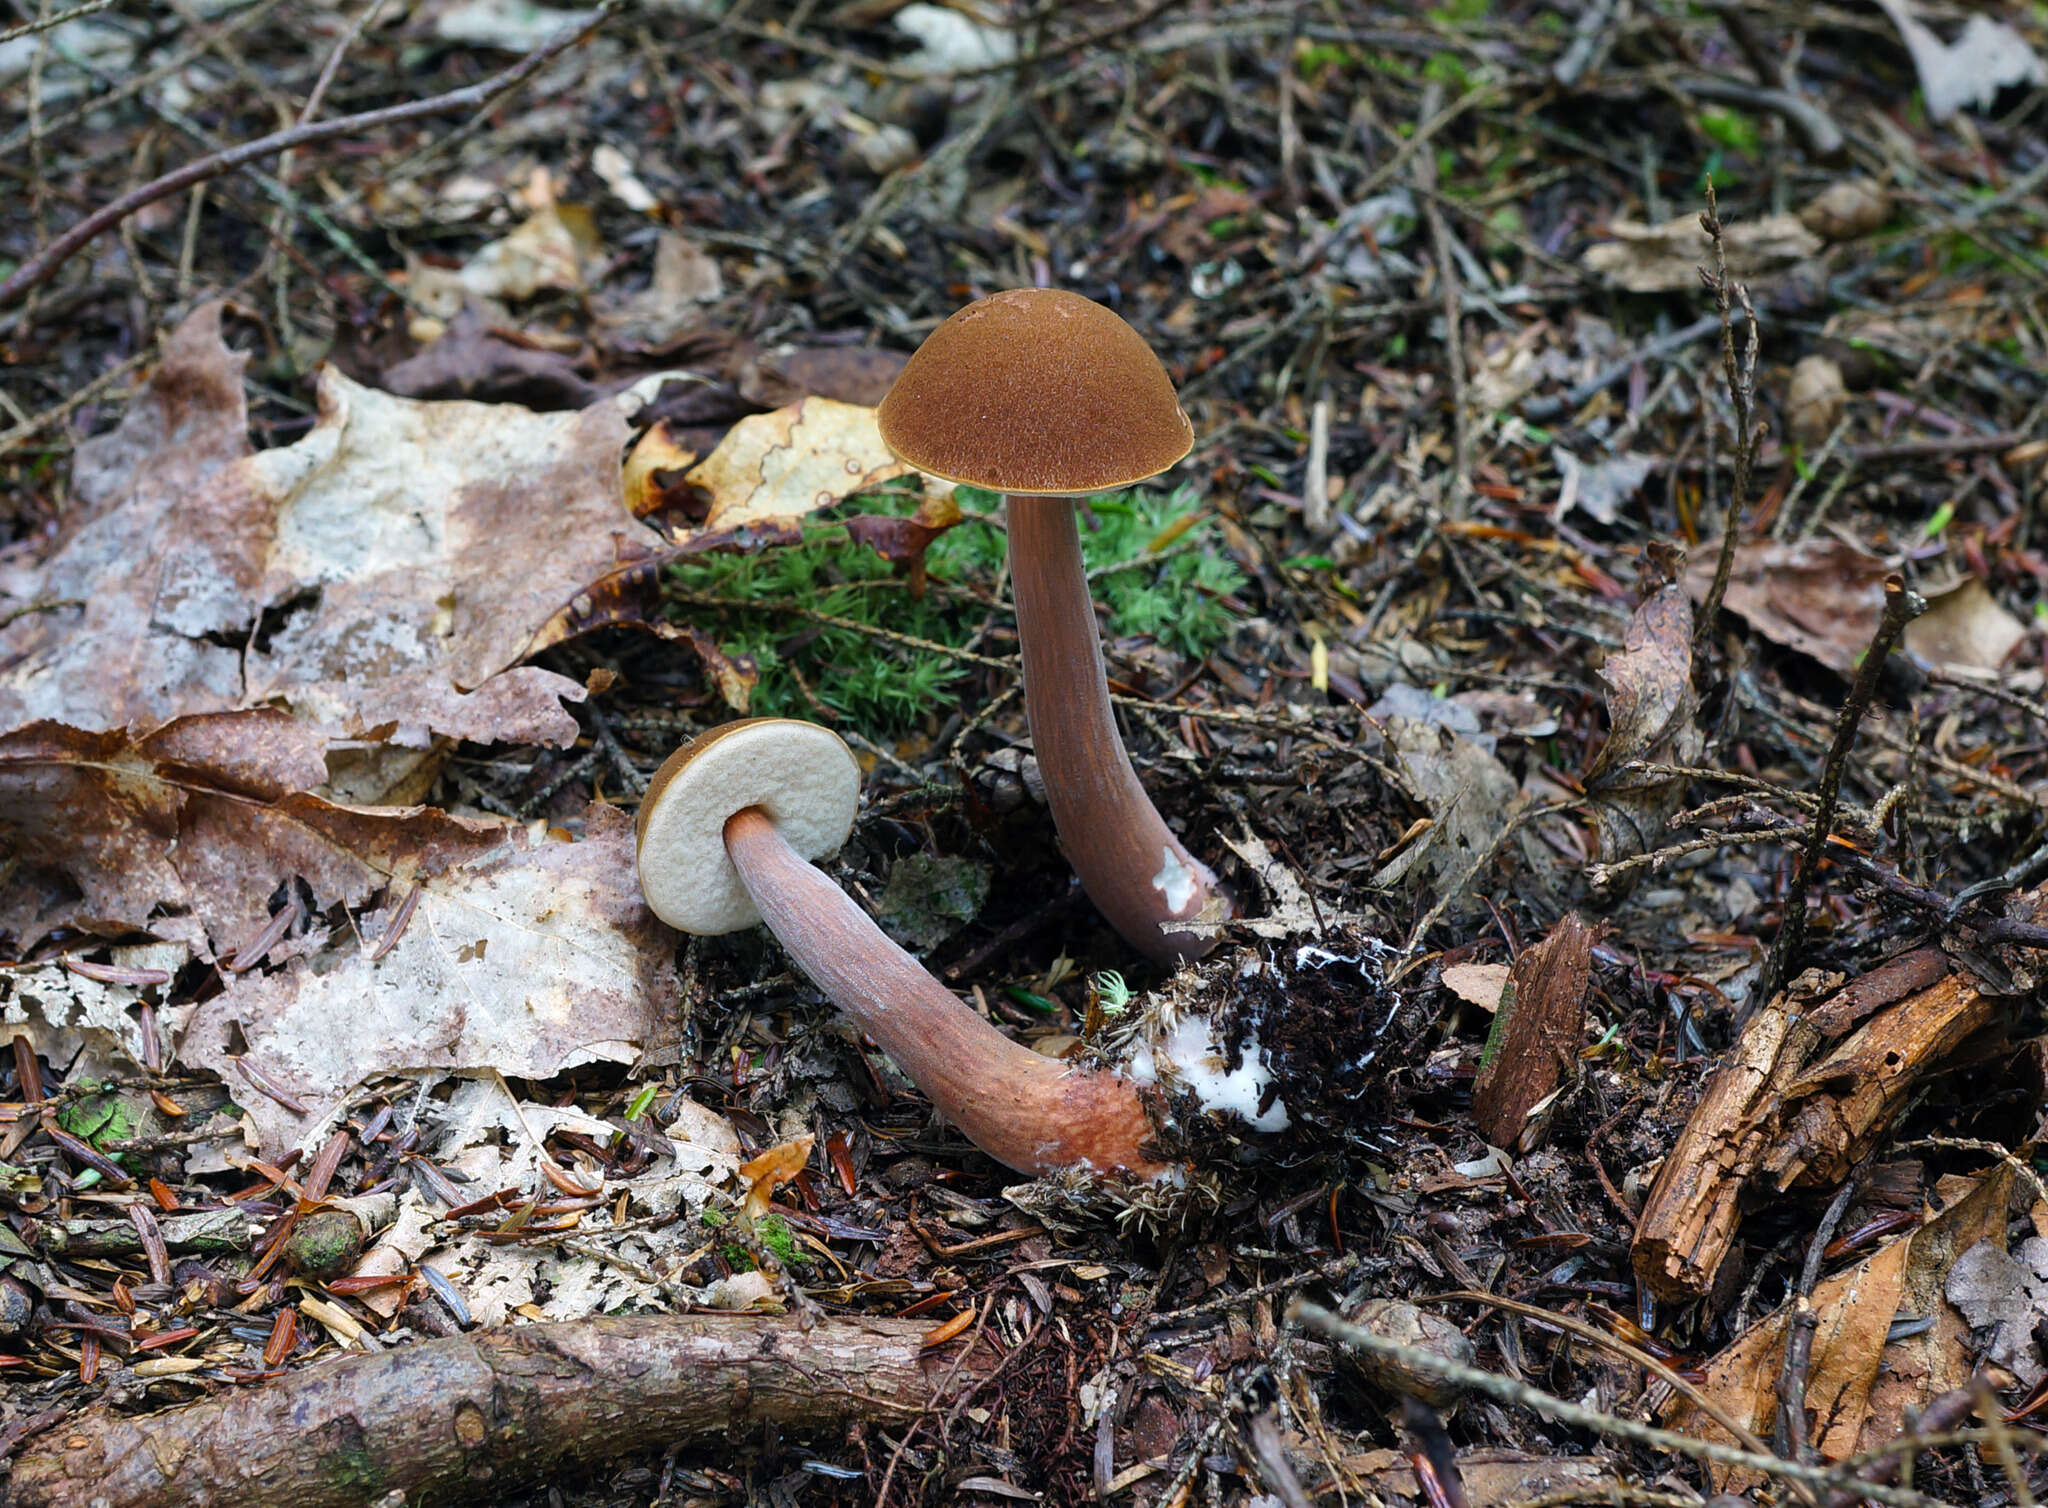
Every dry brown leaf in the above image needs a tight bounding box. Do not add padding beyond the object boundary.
[1786,354,1847,449]
[1583,584,1702,870]
[739,344,909,409]
[177,803,682,1153]
[1684,535,1892,676]
[740,1133,817,1222]
[1441,962,1511,1012]
[1668,1164,2009,1492]
[842,490,963,595]
[1903,576,2027,674]
[0,302,667,749]
[622,420,702,519]
[686,397,912,535]
[0,712,506,957]
[1668,1228,1909,1492]
[1583,211,1823,293]
[380,305,603,409]
[1865,1163,2014,1449]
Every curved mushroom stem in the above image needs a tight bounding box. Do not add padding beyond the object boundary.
[721,807,1167,1179]
[1005,495,1230,967]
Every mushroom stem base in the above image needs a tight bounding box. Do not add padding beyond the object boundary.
[721,807,1166,1179]
[1005,494,1228,966]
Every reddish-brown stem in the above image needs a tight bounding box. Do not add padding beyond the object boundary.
[1005,494,1227,966]
[721,807,1164,1179]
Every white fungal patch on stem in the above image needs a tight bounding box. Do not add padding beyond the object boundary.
[1126,1012,1290,1133]
[1152,846,1197,913]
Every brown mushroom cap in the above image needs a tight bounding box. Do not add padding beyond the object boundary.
[877,288,1193,495]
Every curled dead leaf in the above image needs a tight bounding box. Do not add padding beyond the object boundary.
[1786,354,1848,450]
[685,396,912,535]
[841,490,963,597]
[1583,212,1823,294]
[739,1133,816,1223]
[1683,536,1891,676]
[0,711,502,958]
[1583,585,1702,874]
[1798,178,1891,241]
[646,623,759,712]
[622,419,703,522]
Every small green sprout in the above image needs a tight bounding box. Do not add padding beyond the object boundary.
[1092,970,1133,1016]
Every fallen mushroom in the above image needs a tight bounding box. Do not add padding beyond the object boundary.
[876,288,1231,967]
[634,718,1290,1181]
[636,717,1164,1178]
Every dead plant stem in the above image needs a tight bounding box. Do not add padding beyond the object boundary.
[1757,575,1926,1007]
[1775,1178,1861,1462]
[1290,1301,1945,1508]
[1415,81,1470,515]
[1693,180,1763,661]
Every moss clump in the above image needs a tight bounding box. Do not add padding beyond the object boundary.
[667,483,1245,732]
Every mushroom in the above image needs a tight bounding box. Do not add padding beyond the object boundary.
[877,288,1230,967]
[634,717,1167,1180]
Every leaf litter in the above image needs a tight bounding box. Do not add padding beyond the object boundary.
[5,2,2048,1504]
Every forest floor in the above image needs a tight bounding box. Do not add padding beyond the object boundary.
[3,1,2048,1505]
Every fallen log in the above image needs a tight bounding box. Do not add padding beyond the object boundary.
[9,1313,994,1508]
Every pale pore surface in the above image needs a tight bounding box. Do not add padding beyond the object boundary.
[638,722,860,934]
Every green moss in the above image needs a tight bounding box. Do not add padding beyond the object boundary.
[1698,107,1761,158]
[756,1212,807,1268]
[667,484,1245,733]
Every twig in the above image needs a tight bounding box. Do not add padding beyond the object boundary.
[1390,799,1578,983]
[1521,308,1746,422]
[1775,1178,1861,1462]
[0,344,153,461]
[1434,1288,1815,1506]
[1290,1302,1946,1508]
[0,0,290,165]
[0,0,620,307]
[1678,76,1843,160]
[1302,388,1332,534]
[270,0,393,339]
[0,0,112,45]
[0,598,83,631]
[1821,1389,1985,1508]
[1692,181,1763,659]
[1757,575,1927,1007]
[1552,0,1621,86]
[1415,81,1471,516]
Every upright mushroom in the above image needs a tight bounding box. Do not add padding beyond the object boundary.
[876,288,1230,968]
[635,717,1167,1180]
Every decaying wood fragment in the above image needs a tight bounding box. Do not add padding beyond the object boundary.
[1801,947,1949,1036]
[1762,973,1998,1191]
[9,1314,996,1508]
[1471,912,1594,1149]
[1632,993,1818,1302]
[1633,966,2009,1303]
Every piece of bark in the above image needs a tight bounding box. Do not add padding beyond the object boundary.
[9,1314,994,1508]
[1471,913,1594,1149]
[1803,948,1951,1037]
[1762,973,2000,1192]
[1632,994,1821,1302]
